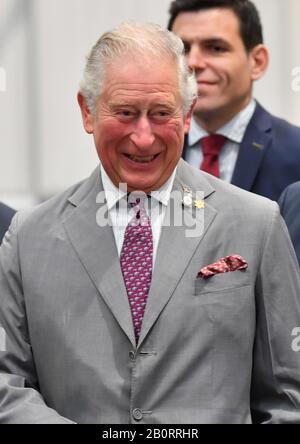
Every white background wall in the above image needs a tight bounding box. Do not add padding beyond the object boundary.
[0,0,299,208]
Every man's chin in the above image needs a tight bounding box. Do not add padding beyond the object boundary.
[126,182,156,193]
[194,100,219,116]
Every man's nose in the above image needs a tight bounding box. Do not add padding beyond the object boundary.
[187,45,206,71]
[130,116,155,149]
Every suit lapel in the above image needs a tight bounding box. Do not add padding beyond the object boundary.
[138,161,217,347]
[231,103,272,191]
[63,167,136,347]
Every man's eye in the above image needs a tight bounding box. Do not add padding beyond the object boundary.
[210,45,227,53]
[116,110,134,119]
[153,110,171,118]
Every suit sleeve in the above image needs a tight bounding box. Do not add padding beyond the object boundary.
[251,203,300,424]
[0,213,75,424]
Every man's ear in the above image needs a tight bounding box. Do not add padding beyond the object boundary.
[250,44,269,81]
[183,98,197,134]
[77,92,94,134]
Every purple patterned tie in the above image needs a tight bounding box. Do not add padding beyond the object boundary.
[120,197,153,342]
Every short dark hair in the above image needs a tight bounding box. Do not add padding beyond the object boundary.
[168,0,264,52]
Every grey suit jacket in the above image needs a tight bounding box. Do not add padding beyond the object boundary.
[1,160,300,424]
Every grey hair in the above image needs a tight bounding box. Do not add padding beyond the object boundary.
[79,21,197,115]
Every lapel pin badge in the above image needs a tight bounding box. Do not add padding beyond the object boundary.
[252,142,264,150]
[182,186,193,208]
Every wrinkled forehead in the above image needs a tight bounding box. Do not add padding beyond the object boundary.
[101,54,181,94]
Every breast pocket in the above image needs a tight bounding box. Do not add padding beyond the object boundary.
[194,270,251,303]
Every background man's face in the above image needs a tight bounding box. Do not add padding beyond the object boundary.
[80,56,192,192]
[172,8,258,123]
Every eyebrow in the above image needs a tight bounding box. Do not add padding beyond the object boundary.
[202,38,231,47]
[109,97,176,107]
[183,37,232,48]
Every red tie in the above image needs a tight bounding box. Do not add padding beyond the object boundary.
[120,198,153,343]
[200,134,226,178]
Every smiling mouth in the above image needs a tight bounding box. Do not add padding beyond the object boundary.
[198,81,215,85]
[124,154,159,163]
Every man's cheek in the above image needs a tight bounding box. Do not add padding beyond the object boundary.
[162,121,185,137]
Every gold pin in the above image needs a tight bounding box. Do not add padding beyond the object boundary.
[194,199,205,209]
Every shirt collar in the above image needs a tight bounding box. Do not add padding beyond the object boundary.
[188,99,256,146]
[101,164,177,210]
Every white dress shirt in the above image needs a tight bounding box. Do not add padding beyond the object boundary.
[186,99,256,182]
[101,165,177,266]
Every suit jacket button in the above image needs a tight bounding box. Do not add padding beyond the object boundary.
[132,408,143,421]
[129,351,135,361]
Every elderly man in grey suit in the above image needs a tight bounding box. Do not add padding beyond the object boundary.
[0,22,300,425]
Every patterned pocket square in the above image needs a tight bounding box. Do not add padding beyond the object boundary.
[198,255,248,279]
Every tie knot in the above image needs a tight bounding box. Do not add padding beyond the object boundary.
[201,134,226,155]
[128,192,147,206]
[127,194,149,225]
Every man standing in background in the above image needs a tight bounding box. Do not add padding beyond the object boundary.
[168,0,300,201]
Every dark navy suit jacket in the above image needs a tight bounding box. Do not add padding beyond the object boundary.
[278,181,300,266]
[182,102,300,201]
[0,202,15,243]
